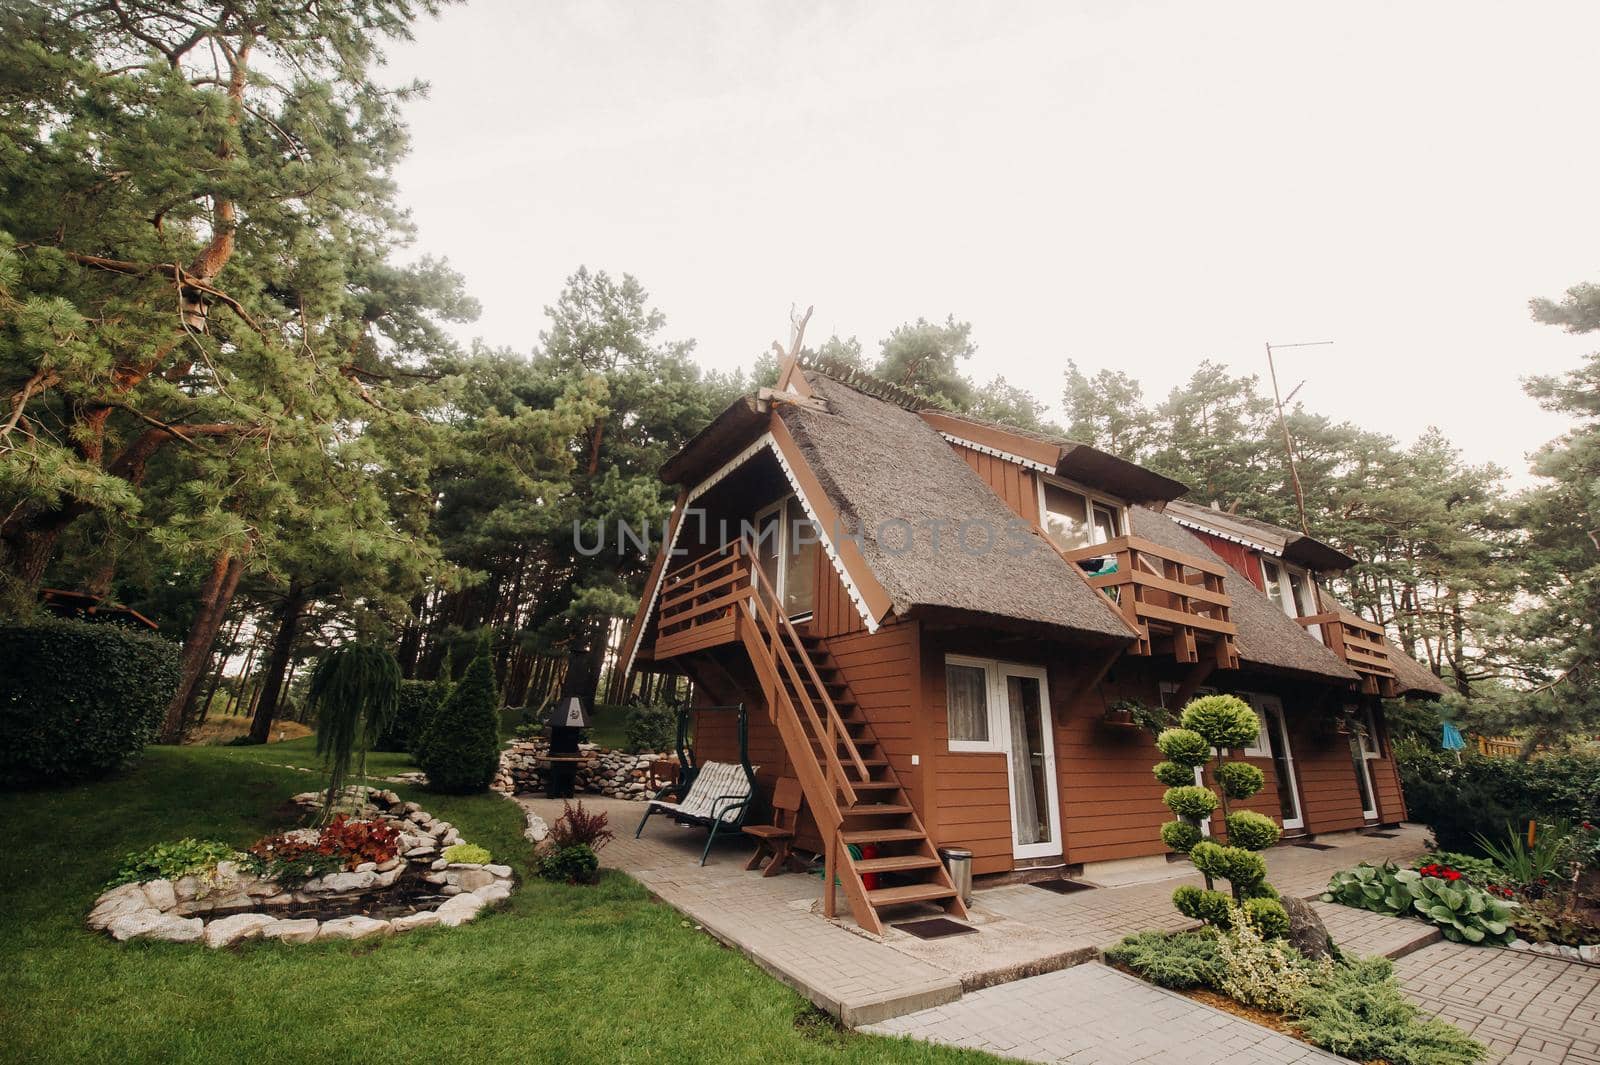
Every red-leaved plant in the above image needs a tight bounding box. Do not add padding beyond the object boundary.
[547,800,614,852]
[248,815,400,882]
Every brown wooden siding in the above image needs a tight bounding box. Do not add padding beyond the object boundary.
[809,542,866,638]
[1286,711,1370,834]
[1369,706,1407,824]
[948,443,1040,524]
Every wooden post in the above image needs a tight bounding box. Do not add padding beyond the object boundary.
[823,827,838,918]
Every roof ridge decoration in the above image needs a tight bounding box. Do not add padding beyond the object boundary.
[795,353,948,413]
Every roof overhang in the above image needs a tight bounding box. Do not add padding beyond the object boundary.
[659,396,767,486]
[917,410,1188,505]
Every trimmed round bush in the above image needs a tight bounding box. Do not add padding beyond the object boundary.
[1191,841,1268,888]
[1225,809,1282,851]
[0,619,180,788]
[1180,694,1262,751]
[1156,727,1209,767]
[1244,880,1280,900]
[1161,819,1204,854]
[418,654,501,793]
[1164,784,1219,820]
[1174,885,1234,926]
[1241,897,1290,939]
[1153,760,1195,787]
[1216,760,1265,800]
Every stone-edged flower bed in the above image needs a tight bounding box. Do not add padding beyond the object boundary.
[86,787,514,947]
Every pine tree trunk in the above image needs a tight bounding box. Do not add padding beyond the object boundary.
[249,582,307,743]
[161,550,245,742]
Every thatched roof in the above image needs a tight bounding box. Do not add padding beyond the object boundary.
[778,373,1136,641]
[1386,646,1450,698]
[1127,507,1360,684]
[1166,499,1355,572]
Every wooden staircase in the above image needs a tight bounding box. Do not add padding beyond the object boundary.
[737,549,966,936]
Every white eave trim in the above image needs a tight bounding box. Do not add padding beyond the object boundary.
[622,431,880,680]
[1168,513,1278,557]
[938,432,1055,473]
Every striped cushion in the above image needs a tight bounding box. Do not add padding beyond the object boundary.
[670,761,755,822]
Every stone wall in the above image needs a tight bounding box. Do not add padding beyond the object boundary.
[495,739,666,801]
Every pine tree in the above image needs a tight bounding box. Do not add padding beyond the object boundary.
[419,654,501,794]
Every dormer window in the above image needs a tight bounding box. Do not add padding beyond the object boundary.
[1261,558,1322,634]
[1040,479,1124,553]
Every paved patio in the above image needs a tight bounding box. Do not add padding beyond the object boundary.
[522,797,1600,1063]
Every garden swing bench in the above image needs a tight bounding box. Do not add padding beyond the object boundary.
[634,702,759,865]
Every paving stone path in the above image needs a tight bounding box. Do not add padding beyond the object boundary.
[866,962,1344,1065]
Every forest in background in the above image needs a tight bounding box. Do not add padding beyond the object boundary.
[2,0,1596,749]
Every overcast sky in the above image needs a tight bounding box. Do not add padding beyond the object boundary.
[382,1,1599,485]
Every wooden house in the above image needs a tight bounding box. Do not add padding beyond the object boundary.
[616,357,1447,935]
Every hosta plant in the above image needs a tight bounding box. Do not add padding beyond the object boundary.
[1324,862,1517,945]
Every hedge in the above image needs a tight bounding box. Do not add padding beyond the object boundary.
[0,619,181,787]
[1395,738,1600,852]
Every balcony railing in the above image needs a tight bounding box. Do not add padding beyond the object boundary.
[653,542,752,661]
[1062,535,1239,669]
[1297,609,1398,697]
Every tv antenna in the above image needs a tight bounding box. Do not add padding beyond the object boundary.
[1264,340,1333,535]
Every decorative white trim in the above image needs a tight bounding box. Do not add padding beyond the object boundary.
[1168,514,1276,556]
[938,432,1054,473]
[621,431,880,681]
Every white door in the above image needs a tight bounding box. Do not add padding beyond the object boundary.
[998,665,1063,860]
[748,496,816,622]
[1350,705,1380,821]
[1248,694,1305,832]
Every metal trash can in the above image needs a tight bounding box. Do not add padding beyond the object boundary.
[939,847,973,905]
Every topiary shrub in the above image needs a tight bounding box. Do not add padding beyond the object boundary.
[418,654,502,794]
[1174,885,1236,926]
[1164,785,1220,820]
[1152,760,1194,787]
[1242,897,1291,939]
[1225,809,1282,851]
[0,619,180,788]
[1216,761,1265,799]
[375,679,438,753]
[1157,693,1285,932]
[1161,820,1204,854]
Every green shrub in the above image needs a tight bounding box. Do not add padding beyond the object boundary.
[1216,761,1265,799]
[1174,885,1234,926]
[1156,727,1209,766]
[1217,904,1319,1011]
[418,655,502,794]
[1153,760,1194,787]
[0,619,180,787]
[375,679,438,753]
[1161,819,1203,854]
[1192,841,1267,888]
[443,843,491,864]
[1225,810,1281,851]
[623,701,675,754]
[1294,956,1486,1065]
[108,838,246,887]
[1105,930,1224,990]
[1241,897,1290,939]
[1180,695,1262,751]
[538,843,599,884]
[1394,739,1600,853]
[1323,862,1517,945]
[1164,785,1219,820]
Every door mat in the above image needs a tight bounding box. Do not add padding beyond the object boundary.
[1032,878,1095,894]
[1365,831,1399,838]
[1296,842,1336,850]
[893,917,977,940]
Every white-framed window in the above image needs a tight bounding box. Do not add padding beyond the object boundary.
[1038,477,1125,554]
[945,655,1000,752]
[1261,558,1321,624]
[751,495,818,621]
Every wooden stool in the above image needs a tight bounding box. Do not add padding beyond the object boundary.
[743,777,802,877]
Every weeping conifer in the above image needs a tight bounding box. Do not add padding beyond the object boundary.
[308,643,401,820]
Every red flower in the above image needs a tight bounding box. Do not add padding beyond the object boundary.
[1444,870,1461,881]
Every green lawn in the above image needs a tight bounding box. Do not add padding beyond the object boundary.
[0,742,989,1065]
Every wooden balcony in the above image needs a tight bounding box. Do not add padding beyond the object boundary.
[653,543,752,661]
[1297,609,1399,697]
[1063,535,1239,669]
